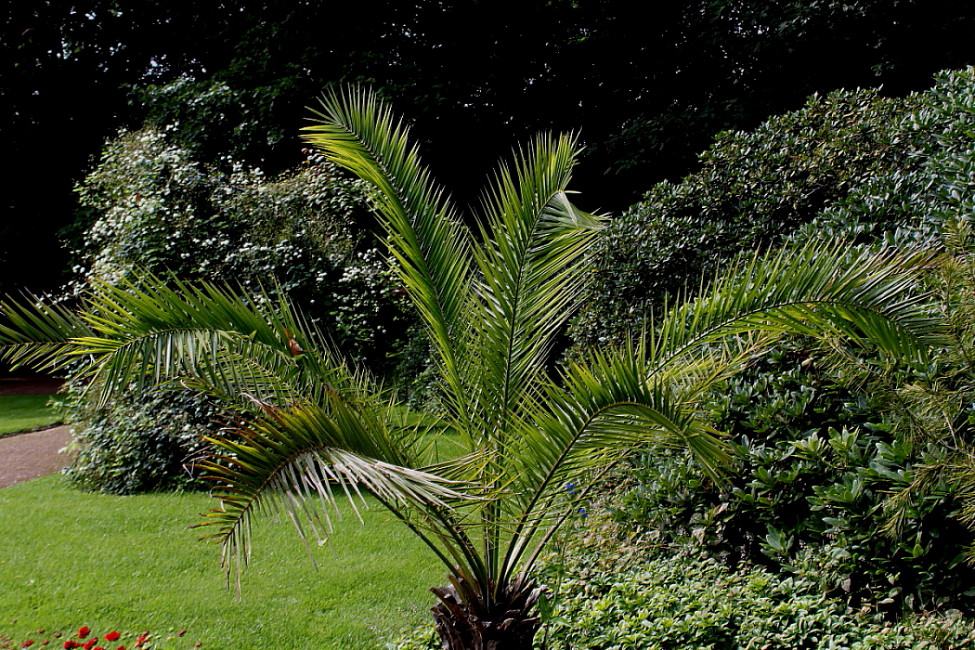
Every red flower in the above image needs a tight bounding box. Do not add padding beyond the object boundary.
[82,640,96,650]
[101,635,118,644]
[21,641,34,647]
[62,642,76,649]
[117,646,126,650]
[76,630,89,641]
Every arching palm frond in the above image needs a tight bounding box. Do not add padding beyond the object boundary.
[0,272,369,417]
[194,398,484,591]
[73,275,355,407]
[652,242,944,369]
[303,87,475,424]
[0,293,93,372]
[465,133,604,447]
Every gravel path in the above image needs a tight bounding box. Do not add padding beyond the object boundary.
[0,425,73,489]
[0,378,72,489]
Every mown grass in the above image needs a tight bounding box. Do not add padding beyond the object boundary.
[0,475,444,649]
[0,395,64,436]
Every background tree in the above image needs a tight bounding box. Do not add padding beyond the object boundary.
[4,0,974,294]
[56,123,418,494]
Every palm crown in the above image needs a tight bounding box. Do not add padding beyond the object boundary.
[0,88,944,648]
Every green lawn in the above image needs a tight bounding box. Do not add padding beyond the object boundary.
[0,475,443,649]
[0,394,64,436]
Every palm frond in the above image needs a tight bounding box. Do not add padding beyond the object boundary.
[194,399,483,588]
[0,293,93,372]
[37,274,357,409]
[651,241,943,371]
[303,87,474,421]
[465,134,605,444]
[494,338,742,586]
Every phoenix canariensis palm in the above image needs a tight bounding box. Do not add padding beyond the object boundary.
[0,88,946,649]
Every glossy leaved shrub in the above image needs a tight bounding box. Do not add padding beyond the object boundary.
[575,67,975,348]
[572,87,920,347]
[537,543,975,649]
[791,66,975,250]
[567,66,975,625]
[389,521,975,650]
[611,346,975,614]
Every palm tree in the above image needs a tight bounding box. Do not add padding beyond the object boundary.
[0,88,943,649]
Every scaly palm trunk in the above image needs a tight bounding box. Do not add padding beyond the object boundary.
[431,574,543,649]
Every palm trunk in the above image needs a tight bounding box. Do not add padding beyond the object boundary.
[431,574,543,650]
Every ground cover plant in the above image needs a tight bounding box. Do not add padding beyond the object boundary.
[388,510,975,649]
[0,88,943,648]
[0,475,441,649]
[534,522,975,649]
[0,395,63,437]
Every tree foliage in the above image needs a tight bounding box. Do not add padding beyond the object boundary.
[54,125,413,494]
[572,88,920,348]
[5,0,975,294]
[70,125,409,368]
[576,67,975,349]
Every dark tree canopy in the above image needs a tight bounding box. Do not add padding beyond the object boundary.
[3,0,974,293]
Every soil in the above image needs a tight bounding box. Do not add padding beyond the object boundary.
[0,378,73,489]
[0,377,64,396]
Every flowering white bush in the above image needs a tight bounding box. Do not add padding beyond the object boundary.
[71,126,410,362]
[63,125,415,492]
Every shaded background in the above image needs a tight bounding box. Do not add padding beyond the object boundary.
[3,0,974,295]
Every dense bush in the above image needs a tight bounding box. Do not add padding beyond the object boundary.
[70,126,410,365]
[610,351,975,613]
[575,67,975,349]
[569,66,975,624]
[536,539,975,649]
[62,124,415,493]
[601,236,975,623]
[791,66,975,249]
[571,87,920,347]
[61,381,216,494]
